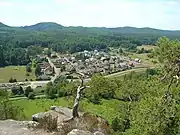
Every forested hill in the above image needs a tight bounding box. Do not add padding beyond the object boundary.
[22,22,180,35]
[1,22,180,35]
[1,22,180,66]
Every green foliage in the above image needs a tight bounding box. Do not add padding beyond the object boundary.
[111,117,121,132]
[0,45,6,67]
[25,86,33,97]
[45,82,57,99]
[27,45,43,57]
[35,64,41,77]
[155,37,180,79]
[47,48,51,57]
[9,77,17,83]
[86,74,117,102]
[26,64,32,72]
[28,92,35,100]
[0,90,25,120]
[11,86,24,95]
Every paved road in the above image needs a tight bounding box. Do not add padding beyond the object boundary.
[0,66,149,90]
[47,57,60,82]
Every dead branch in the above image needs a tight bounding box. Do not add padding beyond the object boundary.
[72,72,89,118]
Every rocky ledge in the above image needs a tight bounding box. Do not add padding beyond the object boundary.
[0,106,110,135]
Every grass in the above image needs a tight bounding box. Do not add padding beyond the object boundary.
[105,67,147,79]
[0,66,36,83]
[128,53,158,67]
[13,97,126,124]
[13,97,72,120]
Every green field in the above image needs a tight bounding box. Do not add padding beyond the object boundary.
[0,66,36,83]
[105,67,147,79]
[13,97,125,123]
[128,53,158,67]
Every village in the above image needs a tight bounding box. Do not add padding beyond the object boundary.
[48,49,141,79]
[0,49,142,90]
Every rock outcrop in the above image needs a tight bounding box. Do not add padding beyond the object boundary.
[32,106,110,134]
[0,120,49,135]
[0,106,110,135]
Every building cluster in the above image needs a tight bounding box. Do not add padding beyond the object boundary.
[35,56,54,80]
[51,50,141,78]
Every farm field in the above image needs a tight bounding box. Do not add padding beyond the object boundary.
[13,97,125,124]
[0,66,36,83]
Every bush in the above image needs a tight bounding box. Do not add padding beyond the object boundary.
[26,65,32,72]
[41,90,45,93]
[25,86,33,97]
[13,79,17,82]
[89,94,101,104]
[66,75,73,79]
[111,117,121,132]
[26,73,30,76]
[9,77,17,83]
[11,86,24,95]
[38,114,58,132]
[28,92,35,99]
[11,87,19,95]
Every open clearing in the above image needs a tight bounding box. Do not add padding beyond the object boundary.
[105,67,148,78]
[128,53,158,67]
[0,66,36,83]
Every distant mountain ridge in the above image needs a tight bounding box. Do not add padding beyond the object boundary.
[23,22,63,31]
[1,22,180,36]
[0,22,9,28]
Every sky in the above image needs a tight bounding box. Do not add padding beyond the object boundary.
[0,0,180,30]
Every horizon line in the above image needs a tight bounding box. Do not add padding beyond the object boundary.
[1,21,180,31]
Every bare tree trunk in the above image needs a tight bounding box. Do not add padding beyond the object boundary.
[72,86,83,118]
[72,73,89,118]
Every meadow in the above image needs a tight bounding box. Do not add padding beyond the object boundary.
[0,66,36,83]
[13,97,125,124]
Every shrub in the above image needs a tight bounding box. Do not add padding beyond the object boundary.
[26,65,32,72]
[9,77,17,83]
[26,73,30,76]
[38,114,58,132]
[25,86,33,97]
[28,92,35,100]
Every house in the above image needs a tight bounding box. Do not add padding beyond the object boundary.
[135,58,141,63]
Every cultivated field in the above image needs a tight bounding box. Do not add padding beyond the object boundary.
[0,66,36,83]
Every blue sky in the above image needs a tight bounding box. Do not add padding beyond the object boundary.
[0,0,180,30]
